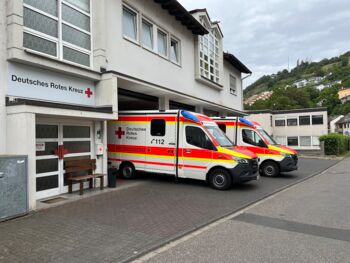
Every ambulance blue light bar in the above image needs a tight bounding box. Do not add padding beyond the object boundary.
[181,110,200,122]
[239,117,254,127]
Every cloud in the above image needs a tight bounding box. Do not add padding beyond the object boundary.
[179,0,350,87]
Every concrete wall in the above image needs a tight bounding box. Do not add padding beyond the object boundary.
[247,113,273,135]
[105,0,240,111]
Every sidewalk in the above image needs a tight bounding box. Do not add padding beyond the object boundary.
[139,158,350,263]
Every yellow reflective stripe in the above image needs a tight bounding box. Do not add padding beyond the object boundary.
[268,145,294,154]
[108,151,237,164]
[216,146,251,159]
[257,153,283,157]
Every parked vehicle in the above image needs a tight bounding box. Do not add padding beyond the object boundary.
[212,117,298,177]
[108,110,259,190]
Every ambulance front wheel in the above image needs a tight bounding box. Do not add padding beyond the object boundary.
[119,162,136,179]
[208,168,232,190]
[260,161,280,177]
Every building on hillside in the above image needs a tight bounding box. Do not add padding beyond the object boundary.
[244,91,273,106]
[338,87,350,104]
[329,115,344,133]
[293,79,308,88]
[334,113,350,136]
[246,108,328,150]
[1,0,251,209]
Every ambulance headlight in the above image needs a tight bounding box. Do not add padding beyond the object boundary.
[233,157,249,164]
[281,152,292,158]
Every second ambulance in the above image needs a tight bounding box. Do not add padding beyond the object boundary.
[212,117,298,177]
[108,110,259,190]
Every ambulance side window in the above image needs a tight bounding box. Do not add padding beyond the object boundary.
[242,129,266,147]
[218,124,226,133]
[186,126,215,150]
[151,119,166,136]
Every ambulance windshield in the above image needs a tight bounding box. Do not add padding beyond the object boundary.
[257,127,278,145]
[204,124,233,147]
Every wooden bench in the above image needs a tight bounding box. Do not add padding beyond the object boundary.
[65,159,105,195]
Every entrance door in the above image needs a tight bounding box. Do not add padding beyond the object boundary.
[35,122,93,200]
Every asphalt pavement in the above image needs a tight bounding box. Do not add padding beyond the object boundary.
[0,157,338,263]
[139,158,350,263]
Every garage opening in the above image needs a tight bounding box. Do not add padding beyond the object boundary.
[169,100,195,111]
[118,88,159,110]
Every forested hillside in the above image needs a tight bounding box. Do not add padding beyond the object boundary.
[244,51,350,115]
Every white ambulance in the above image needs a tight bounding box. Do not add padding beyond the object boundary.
[212,117,298,177]
[108,110,259,190]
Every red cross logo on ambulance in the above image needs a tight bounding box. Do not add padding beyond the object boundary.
[115,127,125,139]
[85,88,93,98]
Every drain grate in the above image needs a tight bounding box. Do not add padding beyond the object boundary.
[41,197,67,204]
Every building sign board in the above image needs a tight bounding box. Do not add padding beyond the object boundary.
[8,63,96,106]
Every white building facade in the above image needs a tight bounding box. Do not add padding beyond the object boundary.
[0,0,250,210]
[247,108,328,150]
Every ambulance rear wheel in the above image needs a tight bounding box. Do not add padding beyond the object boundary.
[260,161,279,177]
[119,162,136,179]
[209,168,232,190]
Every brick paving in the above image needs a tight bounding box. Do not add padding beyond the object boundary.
[0,158,337,263]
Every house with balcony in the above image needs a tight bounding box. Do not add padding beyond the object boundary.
[0,0,251,210]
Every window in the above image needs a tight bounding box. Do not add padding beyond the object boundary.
[123,6,137,41]
[275,119,286,126]
[218,124,226,133]
[186,126,214,150]
[230,75,237,95]
[141,19,153,49]
[157,29,168,57]
[199,22,220,83]
[274,136,287,145]
[242,129,266,147]
[287,118,298,126]
[204,125,232,147]
[170,38,179,64]
[23,0,91,67]
[299,115,310,125]
[312,136,320,146]
[287,137,298,146]
[300,136,311,146]
[312,115,324,125]
[151,119,165,136]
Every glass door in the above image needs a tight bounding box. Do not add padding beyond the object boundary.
[35,122,93,200]
[35,124,60,200]
[62,124,93,193]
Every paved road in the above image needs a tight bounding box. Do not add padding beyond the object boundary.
[0,158,338,263]
[141,158,350,263]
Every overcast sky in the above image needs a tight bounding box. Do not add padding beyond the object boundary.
[179,0,350,87]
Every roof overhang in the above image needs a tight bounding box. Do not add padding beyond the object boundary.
[154,0,208,35]
[224,52,252,74]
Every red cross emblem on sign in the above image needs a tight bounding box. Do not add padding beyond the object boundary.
[115,127,125,139]
[85,88,93,98]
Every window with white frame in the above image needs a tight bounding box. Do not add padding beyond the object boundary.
[23,0,91,67]
[230,75,237,95]
[123,5,138,41]
[141,19,153,49]
[312,136,320,146]
[170,38,179,64]
[199,19,220,83]
[300,136,311,146]
[157,29,168,57]
[274,136,287,145]
[287,136,298,146]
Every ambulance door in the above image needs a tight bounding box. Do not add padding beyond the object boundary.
[241,128,267,154]
[181,125,214,180]
[146,116,177,173]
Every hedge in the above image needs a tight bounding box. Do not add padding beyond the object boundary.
[319,133,350,155]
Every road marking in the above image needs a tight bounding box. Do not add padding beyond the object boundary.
[234,213,350,242]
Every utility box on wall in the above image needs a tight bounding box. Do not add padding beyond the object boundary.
[0,156,28,221]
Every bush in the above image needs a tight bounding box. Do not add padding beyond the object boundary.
[320,133,350,155]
